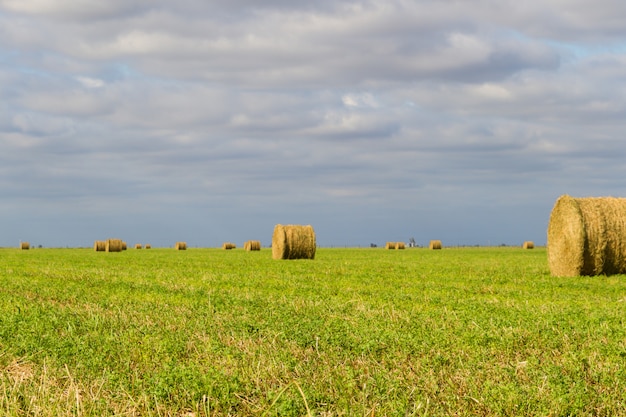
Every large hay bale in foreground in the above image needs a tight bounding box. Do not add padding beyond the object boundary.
[429,240,442,250]
[523,241,534,249]
[547,194,626,276]
[175,242,187,250]
[244,240,261,251]
[94,240,106,251]
[105,238,123,253]
[20,242,30,250]
[272,224,316,260]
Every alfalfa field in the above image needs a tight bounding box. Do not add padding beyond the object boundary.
[0,246,625,416]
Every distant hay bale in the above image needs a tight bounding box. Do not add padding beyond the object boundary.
[429,240,442,250]
[20,242,30,250]
[122,242,127,251]
[522,241,535,249]
[105,238,123,253]
[175,242,187,250]
[547,194,626,277]
[272,224,316,260]
[385,242,395,250]
[145,244,151,249]
[244,240,261,251]
[396,242,406,250]
[222,242,236,250]
[94,240,106,252]
[135,244,142,249]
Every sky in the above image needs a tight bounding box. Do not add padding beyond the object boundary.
[2,0,626,248]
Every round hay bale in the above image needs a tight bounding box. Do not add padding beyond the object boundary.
[396,242,406,250]
[385,242,395,250]
[547,194,626,276]
[105,238,123,253]
[429,240,442,250]
[272,224,316,260]
[522,241,534,249]
[145,244,151,249]
[222,242,236,250]
[135,244,142,249]
[244,240,261,251]
[20,242,30,250]
[175,242,187,250]
[122,242,127,251]
[94,240,106,251]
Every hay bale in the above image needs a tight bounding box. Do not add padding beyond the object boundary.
[522,241,534,249]
[396,242,406,250]
[272,224,316,260]
[429,240,442,250]
[122,242,127,251]
[547,194,626,276]
[94,240,106,251]
[222,242,236,250]
[244,240,261,251]
[385,242,395,250]
[105,238,123,253]
[135,244,142,249]
[20,242,30,250]
[175,242,187,250]
[145,244,151,249]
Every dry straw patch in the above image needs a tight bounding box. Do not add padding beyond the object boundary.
[547,194,626,276]
[429,240,443,250]
[523,241,534,249]
[105,239,123,253]
[175,242,187,250]
[272,224,316,260]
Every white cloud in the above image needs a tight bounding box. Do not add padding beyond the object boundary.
[76,76,105,88]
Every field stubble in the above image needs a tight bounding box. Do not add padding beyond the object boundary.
[0,247,625,416]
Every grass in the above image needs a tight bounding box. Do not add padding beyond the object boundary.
[0,247,625,416]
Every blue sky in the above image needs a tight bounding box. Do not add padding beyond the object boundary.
[2,0,626,248]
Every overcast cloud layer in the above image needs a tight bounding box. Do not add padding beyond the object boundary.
[2,0,626,248]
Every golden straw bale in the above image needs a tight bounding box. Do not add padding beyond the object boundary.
[522,241,534,249]
[20,242,30,250]
[135,244,142,249]
[122,242,127,251]
[272,224,316,260]
[105,238,123,253]
[222,242,236,250]
[385,242,395,250]
[175,242,187,250]
[244,240,261,251]
[396,242,406,250]
[94,240,106,252]
[429,240,442,250]
[547,194,626,276]
[145,244,151,249]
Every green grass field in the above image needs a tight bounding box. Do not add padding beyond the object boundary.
[1,247,625,416]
